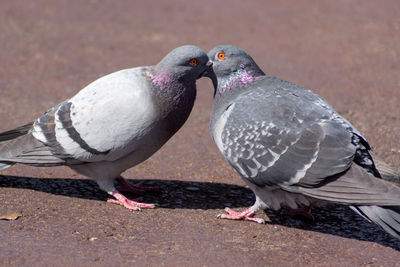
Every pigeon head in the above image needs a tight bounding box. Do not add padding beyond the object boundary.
[206,45,265,95]
[154,45,212,85]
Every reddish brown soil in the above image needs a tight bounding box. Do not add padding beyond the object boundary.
[1,0,400,265]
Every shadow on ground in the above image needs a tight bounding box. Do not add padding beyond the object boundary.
[1,175,400,250]
[0,175,255,209]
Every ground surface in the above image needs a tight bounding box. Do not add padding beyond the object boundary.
[1,0,400,266]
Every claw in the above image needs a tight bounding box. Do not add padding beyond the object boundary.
[218,207,267,224]
[108,190,155,211]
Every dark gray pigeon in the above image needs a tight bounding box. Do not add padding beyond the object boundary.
[0,45,212,211]
[206,44,400,239]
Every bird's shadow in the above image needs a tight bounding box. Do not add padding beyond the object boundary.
[1,175,400,250]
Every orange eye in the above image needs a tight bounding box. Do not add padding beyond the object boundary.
[189,58,198,66]
[217,52,226,60]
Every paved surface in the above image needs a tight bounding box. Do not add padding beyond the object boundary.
[1,0,400,265]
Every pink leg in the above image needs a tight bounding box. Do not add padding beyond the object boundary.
[218,207,267,224]
[107,190,155,211]
[115,176,159,194]
[281,206,313,220]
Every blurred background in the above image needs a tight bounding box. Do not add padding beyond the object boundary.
[1,0,400,265]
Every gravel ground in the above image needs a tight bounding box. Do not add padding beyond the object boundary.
[1,0,400,266]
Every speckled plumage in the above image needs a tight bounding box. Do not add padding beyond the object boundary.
[0,45,212,211]
[207,45,400,239]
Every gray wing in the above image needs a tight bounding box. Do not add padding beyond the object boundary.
[0,67,156,165]
[0,96,120,166]
[50,68,161,162]
[215,78,363,187]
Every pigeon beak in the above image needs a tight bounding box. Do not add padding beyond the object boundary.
[197,60,214,79]
[200,60,214,78]
[201,60,218,94]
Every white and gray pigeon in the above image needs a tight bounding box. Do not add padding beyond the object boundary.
[206,45,400,239]
[0,45,212,211]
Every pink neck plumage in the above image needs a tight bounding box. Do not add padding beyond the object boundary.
[146,70,174,88]
[219,68,262,94]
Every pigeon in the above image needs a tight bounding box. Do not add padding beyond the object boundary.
[205,44,400,239]
[0,45,212,211]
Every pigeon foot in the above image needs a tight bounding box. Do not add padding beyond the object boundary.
[116,176,159,194]
[108,190,155,211]
[218,207,267,224]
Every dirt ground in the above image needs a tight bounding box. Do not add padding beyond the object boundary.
[1,0,400,266]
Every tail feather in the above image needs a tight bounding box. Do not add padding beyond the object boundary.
[292,162,400,239]
[0,133,67,166]
[0,124,32,170]
[295,164,400,206]
[0,124,69,167]
[350,205,400,239]
[0,123,33,142]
